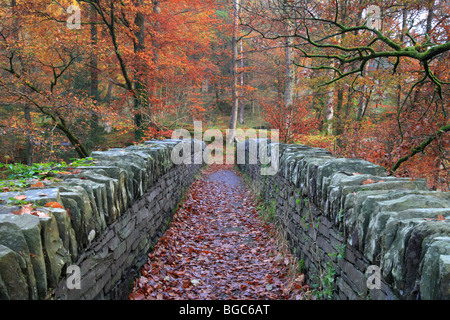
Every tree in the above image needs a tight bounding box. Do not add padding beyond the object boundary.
[228,0,241,143]
[242,0,449,185]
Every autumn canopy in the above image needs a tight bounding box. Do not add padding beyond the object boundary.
[0,0,449,190]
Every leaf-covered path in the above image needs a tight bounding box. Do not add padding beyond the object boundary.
[129,164,308,300]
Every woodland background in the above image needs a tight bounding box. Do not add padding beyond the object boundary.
[0,0,449,191]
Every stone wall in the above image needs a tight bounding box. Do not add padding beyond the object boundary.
[236,139,450,300]
[0,139,204,300]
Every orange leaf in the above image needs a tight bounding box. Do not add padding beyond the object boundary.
[44,202,64,209]
[31,181,45,188]
[14,195,27,201]
[361,179,375,185]
[437,214,446,221]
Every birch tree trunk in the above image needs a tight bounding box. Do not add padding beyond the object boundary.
[284,33,295,143]
[228,0,240,143]
[239,39,245,124]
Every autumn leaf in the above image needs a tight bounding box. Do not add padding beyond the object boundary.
[129,292,145,300]
[14,195,27,201]
[32,210,50,218]
[13,204,33,215]
[361,179,375,185]
[31,181,45,188]
[57,171,72,175]
[437,214,446,221]
[129,165,309,301]
[44,201,64,209]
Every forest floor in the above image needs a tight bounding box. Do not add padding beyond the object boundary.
[129,164,310,300]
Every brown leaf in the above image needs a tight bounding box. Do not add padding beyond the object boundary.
[32,210,50,218]
[72,169,82,174]
[361,179,375,185]
[437,214,446,221]
[57,171,72,175]
[12,204,33,215]
[129,292,145,300]
[14,195,27,201]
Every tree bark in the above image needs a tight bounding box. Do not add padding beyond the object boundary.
[238,39,245,124]
[23,105,33,165]
[228,0,240,143]
[133,0,147,142]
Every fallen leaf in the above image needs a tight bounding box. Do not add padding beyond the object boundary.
[72,169,82,174]
[44,202,64,209]
[12,204,33,215]
[32,210,50,218]
[361,179,375,185]
[31,181,45,188]
[437,214,446,221]
[57,171,72,175]
[14,195,27,201]
[128,164,311,301]
[129,292,145,300]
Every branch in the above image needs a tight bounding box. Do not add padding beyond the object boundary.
[390,123,450,173]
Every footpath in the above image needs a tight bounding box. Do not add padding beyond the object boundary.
[129,164,309,300]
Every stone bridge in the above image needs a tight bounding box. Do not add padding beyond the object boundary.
[0,139,448,300]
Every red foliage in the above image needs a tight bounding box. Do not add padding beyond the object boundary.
[261,97,319,143]
[336,103,449,191]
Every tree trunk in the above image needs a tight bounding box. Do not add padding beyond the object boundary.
[238,39,245,124]
[90,5,99,101]
[284,32,295,142]
[228,0,240,143]
[23,105,33,166]
[133,0,147,142]
[88,4,101,151]
[333,86,344,139]
[426,1,434,36]
[325,88,334,134]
